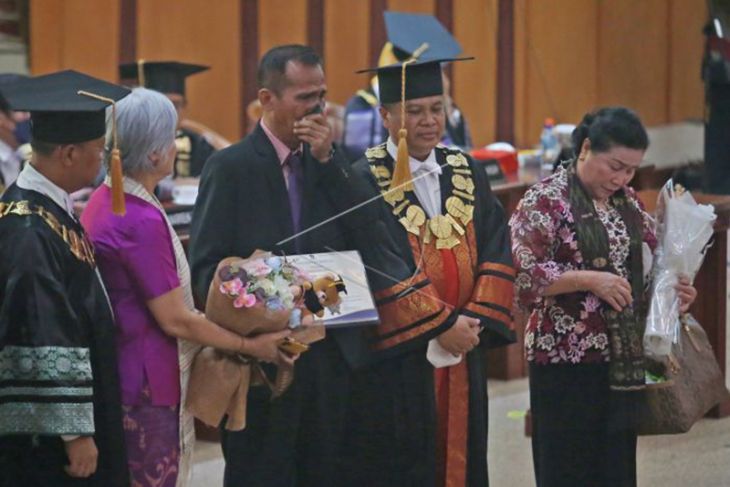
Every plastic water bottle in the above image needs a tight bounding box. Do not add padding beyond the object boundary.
[540,118,559,177]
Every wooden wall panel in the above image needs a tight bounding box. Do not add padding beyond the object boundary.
[668,0,706,122]
[514,0,598,148]
[453,0,498,147]
[29,0,63,74]
[30,0,119,80]
[137,0,242,141]
[324,0,371,105]
[387,0,434,13]
[258,0,307,56]
[597,0,669,126]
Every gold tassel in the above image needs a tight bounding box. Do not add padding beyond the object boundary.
[392,128,412,191]
[137,59,146,87]
[389,43,428,192]
[109,148,125,215]
[77,90,126,215]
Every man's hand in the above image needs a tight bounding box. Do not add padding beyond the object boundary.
[437,314,481,355]
[293,113,333,163]
[64,436,98,478]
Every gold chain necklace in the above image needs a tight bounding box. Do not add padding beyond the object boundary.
[366,145,476,250]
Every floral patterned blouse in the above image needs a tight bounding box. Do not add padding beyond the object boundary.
[509,166,657,365]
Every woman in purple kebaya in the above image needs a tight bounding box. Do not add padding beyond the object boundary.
[82,88,291,487]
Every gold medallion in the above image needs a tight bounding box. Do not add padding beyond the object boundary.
[446,214,465,235]
[446,153,468,168]
[366,146,388,160]
[445,196,474,226]
[593,257,608,268]
[399,205,426,235]
[371,165,391,180]
[452,174,475,194]
[436,234,461,250]
[383,186,405,206]
[429,214,453,240]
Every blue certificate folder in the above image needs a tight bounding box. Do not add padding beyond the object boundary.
[287,250,380,328]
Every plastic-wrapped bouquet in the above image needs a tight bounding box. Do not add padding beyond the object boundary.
[643,181,716,358]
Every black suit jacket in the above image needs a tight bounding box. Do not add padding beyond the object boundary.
[189,122,368,365]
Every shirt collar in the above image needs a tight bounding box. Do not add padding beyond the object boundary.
[16,163,75,218]
[260,119,302,165]
[385,137,441,178]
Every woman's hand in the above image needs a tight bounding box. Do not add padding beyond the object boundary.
[241,329,292,363]
[437,315,481,355]
[582,270,633,312]
[676,275,697,313]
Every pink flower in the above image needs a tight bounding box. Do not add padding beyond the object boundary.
[220,277,244,296]
[233,291,257,308]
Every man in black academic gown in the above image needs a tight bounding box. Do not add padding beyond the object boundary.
[343,57,516,487]
[188,44,367,487]
[119,61,216,180]
[0,70,130,487]
[342,12,473,162]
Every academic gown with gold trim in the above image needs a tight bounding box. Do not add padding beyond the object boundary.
[343,144,516,487]
[0,185,129,487]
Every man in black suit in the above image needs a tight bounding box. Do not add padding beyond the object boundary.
[189,45,366,487]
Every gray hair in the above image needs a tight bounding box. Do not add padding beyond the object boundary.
[104,87,178,176]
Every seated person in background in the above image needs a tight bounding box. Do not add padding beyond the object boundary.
[342,11,472,162]
[119,60,217,199]
[81,87,292,487]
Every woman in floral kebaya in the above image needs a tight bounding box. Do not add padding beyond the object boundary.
[510,107,697,487]
[82,88,291,487]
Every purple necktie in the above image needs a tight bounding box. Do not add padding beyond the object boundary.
[285,150,304,236]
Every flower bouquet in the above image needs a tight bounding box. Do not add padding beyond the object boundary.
[187,251,346,430]
[643,181,716,358]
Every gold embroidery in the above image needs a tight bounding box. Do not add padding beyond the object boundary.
[0,200,95,267]
[10,200,31,216]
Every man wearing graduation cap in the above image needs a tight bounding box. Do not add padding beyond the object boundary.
[343,53,516,486]
[119,61,216,180]
[0,70,130,486]
[341,11,473,162]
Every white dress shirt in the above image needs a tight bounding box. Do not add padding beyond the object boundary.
[16,163,76,217]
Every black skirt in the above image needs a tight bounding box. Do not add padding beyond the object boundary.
[529,362,640,487]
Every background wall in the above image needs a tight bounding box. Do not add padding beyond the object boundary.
[28,0,707,147]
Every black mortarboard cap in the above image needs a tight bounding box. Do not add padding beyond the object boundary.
[118,61,209,97]
[384,11,463,61]
[357,57,471,104]
[0,70,130,144]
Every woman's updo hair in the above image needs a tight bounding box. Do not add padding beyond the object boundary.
[571,106,649,157]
